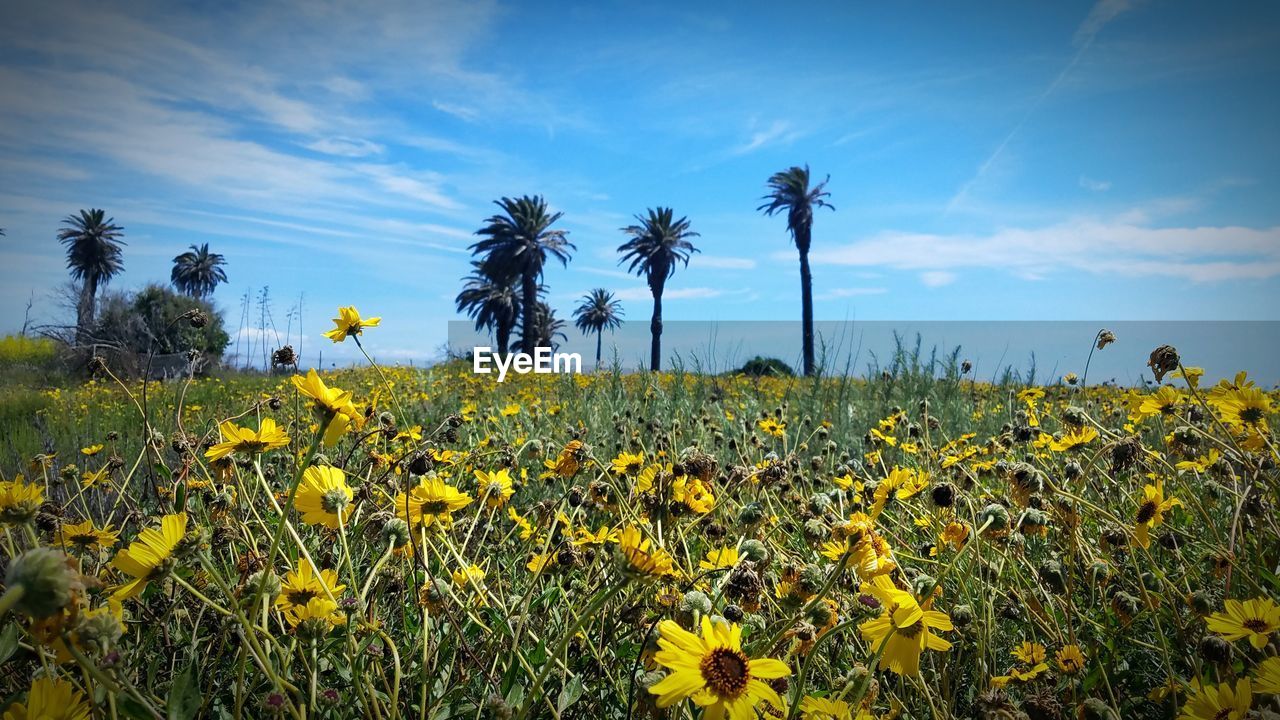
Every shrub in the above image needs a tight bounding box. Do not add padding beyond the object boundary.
[736,355,795,377]
[92,284,230,359]
[0,334,57,366]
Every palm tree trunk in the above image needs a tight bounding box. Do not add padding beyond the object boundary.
[649,282,664,372]
[595,330,603,368]
[76,274,99,345]
[497,320,511,357]
[798,240,815,376]
[520,272,538,355]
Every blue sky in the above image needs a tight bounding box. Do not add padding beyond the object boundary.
[1,0,1278,367]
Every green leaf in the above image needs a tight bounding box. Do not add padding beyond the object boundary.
[0,622,18,665]
[117,696,154,720]
[167,664,202,720]
[556,676,583,714]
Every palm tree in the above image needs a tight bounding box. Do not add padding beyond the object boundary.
[455,261,522,356]
[572,288,624,367]
[171,243,228,299]
[758,165,833,377]
[515,301,567,352]
[58,209,126,343]
[470,196,574,354]
[617,207,699,372]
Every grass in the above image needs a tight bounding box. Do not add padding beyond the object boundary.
[0,338,1277,720]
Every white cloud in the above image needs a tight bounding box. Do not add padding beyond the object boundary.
[306,137,385,158]
[1079,176,1112,192]
[818,287,888,299]
[694,255,757,270]
[808,217,1280,283]
[730,120,800,156]
[1075,0,1136,47]
[613,286,723,302]
[432,100,481,122]
[919,271,957,287]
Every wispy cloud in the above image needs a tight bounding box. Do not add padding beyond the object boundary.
[809,216,1280,283]
[944,0,1138,215]
[613,286,724,302]
[817,287,888,300]
[730,120,801,156]
[1079,176,1112,192]
[694,255,757,270]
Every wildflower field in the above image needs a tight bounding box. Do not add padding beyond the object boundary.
[2,336,1278,720]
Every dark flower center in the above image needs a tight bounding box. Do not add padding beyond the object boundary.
[287,589,318,606]
[1136,501,1158,524]
[421,500,451,514]
[699,647,751,698]
[1240,407,1264,425]
[1244,618,1271,633]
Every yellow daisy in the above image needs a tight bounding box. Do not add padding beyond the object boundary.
[111,513,187,600]
[648,617,791,720]
[294,465,354,529]
[322,305,381,343]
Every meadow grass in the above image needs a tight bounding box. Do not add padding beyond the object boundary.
[0,342,1277,719]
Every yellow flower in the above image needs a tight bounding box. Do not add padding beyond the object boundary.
[673,475,715,514]
[1251,657,1280,694]
[395,476,474,529]
[500,403,521,417]
[1178,678,1252,720]
[1012,641,1046,665]
[799,695,863,720]
[611,451,645,475]
[870,467,927,517]
[1211,385,1273,431]
[2,676,92,720]
[322,305,381,343]
[648,617,791,718]
[80,467,109,489]
[295,465,354,529]
[1206,597,1280,650]
[474,468,515,508]
[452,564,488,606]
[822,513,895,580]
[939,522,969,551]
[857,578,952,677]
[292,369,364,447]
[507,507,536,540]
[1176,448,1220,474]
[758,417,786,438]
[1134,478,1180,549]
[700,547,741,571]
[0,475,45,524]
[277,559,345,611]
[571,525,620,546]
[58,519,119,552]
[204,418,290,462]
[619,525,677,579]
[111,513,187,600]
[1136,386,1184,419]
[80,444,104,456]
[1169,366,1204,389]
[283,596,345,629]
[1048,426,1098,452]
[527,553,554,573]
[1056,644,1086,674]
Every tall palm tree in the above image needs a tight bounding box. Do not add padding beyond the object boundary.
[515,301,567,352]
[618,207,699,372]
[57,209,126,343]
[455,261,522,356]
[171,243,228,299]
[758,165,833,377]
[470,196,574,354]
[572,288,624,367]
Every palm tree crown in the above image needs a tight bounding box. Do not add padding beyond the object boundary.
[573,288,625,367]
[470,196,574,354]
[757,165,833,253]
[515,301,567,352]
[617,207,699,371]
[456,261,522,356]
[758,165,833,376]
[171,243,229,299]
[57,209,126,343]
